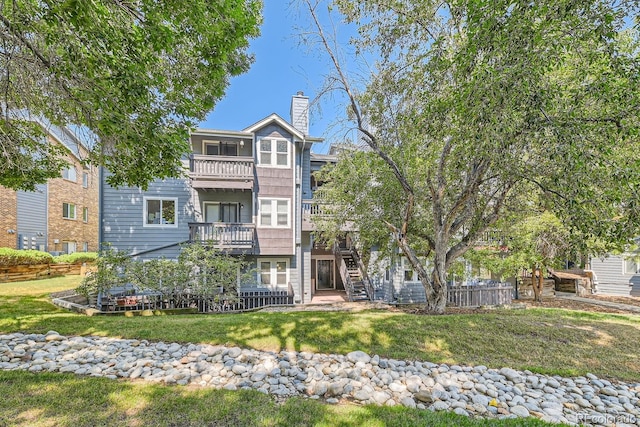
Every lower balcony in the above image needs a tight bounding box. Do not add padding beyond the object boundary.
[188,222,255,253]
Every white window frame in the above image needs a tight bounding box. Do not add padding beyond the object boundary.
[258,198,290,228]
[401,256,423,282]
[258,258,290,288]
[62,241,76,254]
[257,138,290,168]
[82,242,89,252]
[62,203,76,220]
[623,255,640,275]
[82,172,89,188]
[143,197,178,228]
[82,207,89,223]
[62,166,77,182]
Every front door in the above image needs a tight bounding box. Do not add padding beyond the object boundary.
[316,259,334,290]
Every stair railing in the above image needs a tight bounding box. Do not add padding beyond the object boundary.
[350,247,374,301]
[333,243,355,301]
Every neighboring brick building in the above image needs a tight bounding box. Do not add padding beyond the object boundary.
[0,125,99,254]
[0,189,17,248]
[47,149,99,253]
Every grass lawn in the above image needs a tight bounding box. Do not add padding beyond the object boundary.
[0,275,83,296]
[1,276,639,426]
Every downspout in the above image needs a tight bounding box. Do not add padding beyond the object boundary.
[45,182,49,252]
[98,166,104,250]
[296,137,306,303]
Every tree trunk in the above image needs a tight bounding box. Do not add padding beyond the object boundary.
[531,265,544,302]
[536,267,544,302]
[532,267,536,300]
[429,252,448,313]
[396,236,447,314]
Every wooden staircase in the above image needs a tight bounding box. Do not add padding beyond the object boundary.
[334,244,373,302]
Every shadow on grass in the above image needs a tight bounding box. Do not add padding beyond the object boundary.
[1,295,640,381]
[0,370,553,427]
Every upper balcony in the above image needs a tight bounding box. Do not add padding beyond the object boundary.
[302,199,355,232]
[302,199,324,231]
[189,154,254,190]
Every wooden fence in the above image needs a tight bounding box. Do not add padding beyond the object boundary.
[447,284,513,307]
[0,263,93,283]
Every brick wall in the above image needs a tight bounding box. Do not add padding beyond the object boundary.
[0,186,18,248]
[47,152,99,253]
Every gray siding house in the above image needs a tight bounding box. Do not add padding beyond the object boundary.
[101,92,357,304]
[99,94,515,307]
[589,253,640,296]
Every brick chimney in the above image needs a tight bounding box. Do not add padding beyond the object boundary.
[290,91,309,135]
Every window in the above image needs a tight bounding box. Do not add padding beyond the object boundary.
[62,203,76,219]
[401,257,417,281]
[83,242,89,252]
[62,167,77,182]
[82,172,89,188]
[204,202,239,223]
[404,269,415,281]
[204,140,238,156]
[258,259,289,287]
[258,198,289,227]
[624,256,640,274]
[258,139,289,167]
[144,198,177,227]
[82,207,89,223]
[62,241,76,254]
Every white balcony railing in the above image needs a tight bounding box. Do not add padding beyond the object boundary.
[302,200,327,219]
[189,155,254,181]
[188,223,255,251]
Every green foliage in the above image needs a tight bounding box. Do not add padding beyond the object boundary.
[0,248,53,266]
[467,211,572,279]
[0,0,262,191]
[311,0,640,310]
[76,246,131,297]
[128,242,251,302]
[52,252,97,265]
[77,242,251,301]
[177,241,253,299]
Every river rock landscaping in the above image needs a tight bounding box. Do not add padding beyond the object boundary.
[1,332,639,426]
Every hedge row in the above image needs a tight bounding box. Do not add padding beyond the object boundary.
[0,248,97,267]
[52,252,98,265]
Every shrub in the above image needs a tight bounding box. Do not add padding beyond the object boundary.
[53,252,98,265]
[0,248,53,267]
[76,247,131,297]
[127,243,252,303]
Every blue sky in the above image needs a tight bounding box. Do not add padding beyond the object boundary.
[199,2,354,154]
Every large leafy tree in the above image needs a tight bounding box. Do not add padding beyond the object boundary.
[466,210,572,302]
[1,0,261,191]
[308,0,640,313]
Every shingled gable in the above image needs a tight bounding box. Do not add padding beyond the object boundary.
[242,113,306,140]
